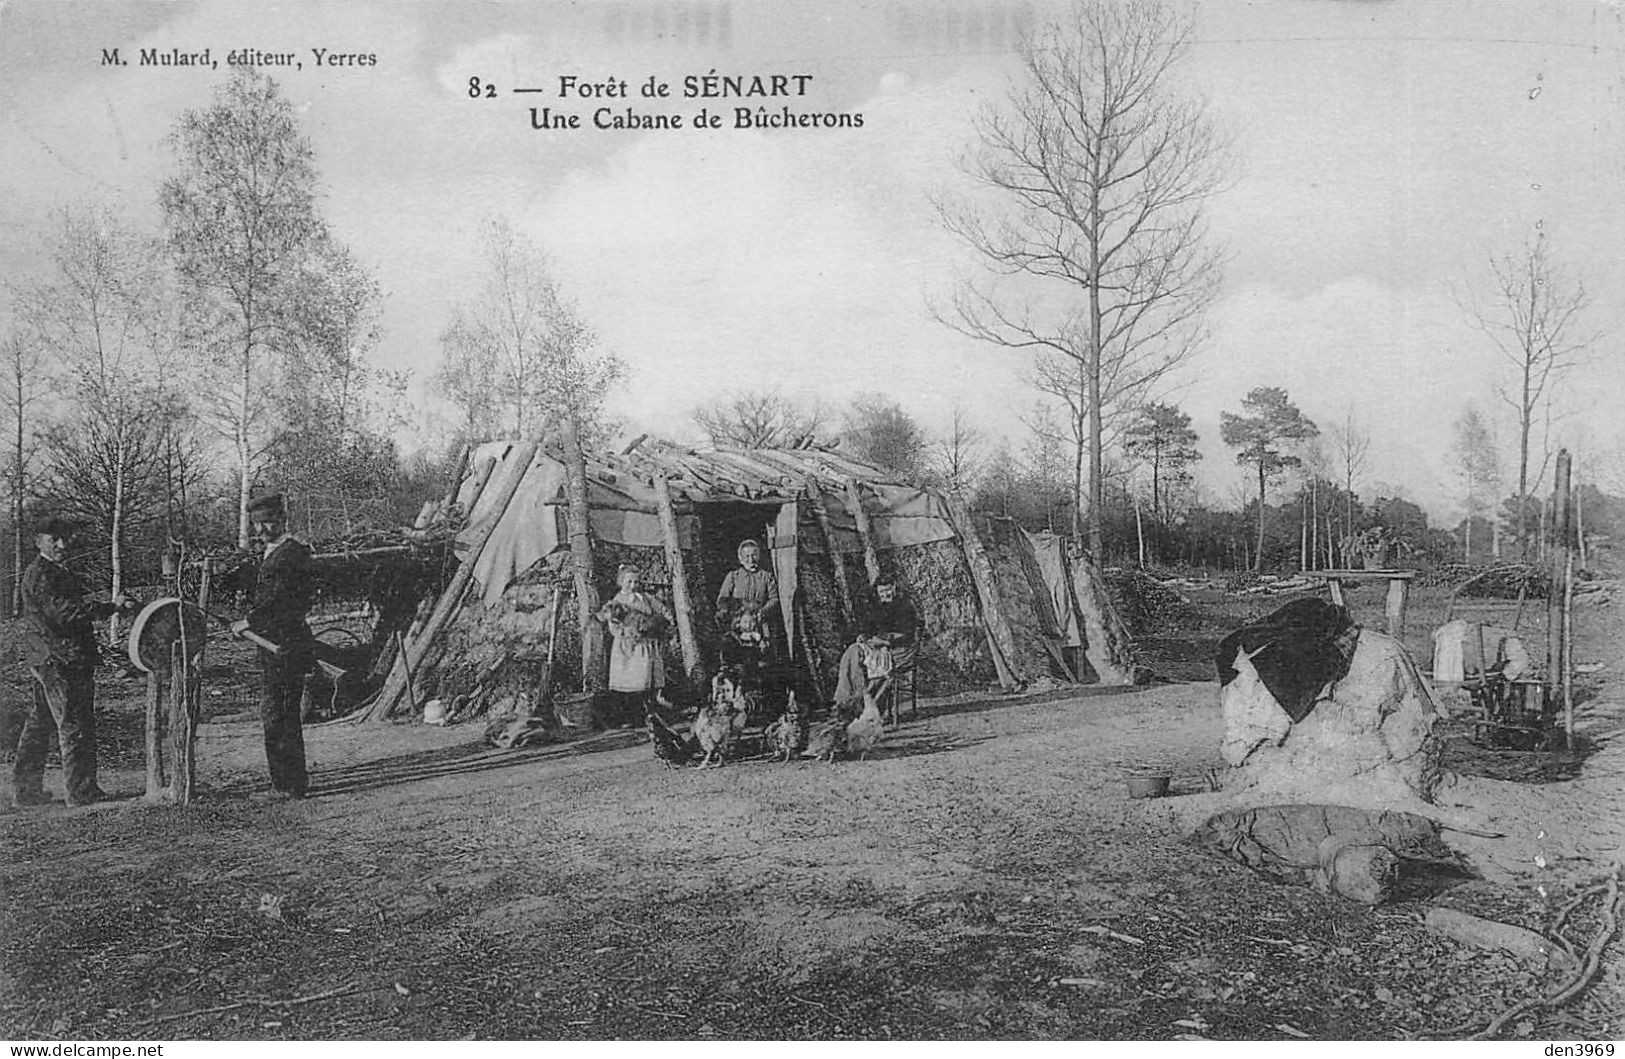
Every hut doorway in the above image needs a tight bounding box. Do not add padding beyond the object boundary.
[696,500,784,614]
[695,499,792,702]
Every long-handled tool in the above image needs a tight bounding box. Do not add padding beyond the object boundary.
[196,606,286,657]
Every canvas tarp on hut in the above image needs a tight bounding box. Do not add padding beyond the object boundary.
[354,437,1134,723]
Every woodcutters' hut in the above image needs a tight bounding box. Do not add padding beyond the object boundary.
[352,436,1135,723]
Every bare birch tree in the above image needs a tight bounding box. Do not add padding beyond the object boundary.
[1327,408,1370,564]
[18,207,169,642]
[436,216,622,443]
[0,329,47,616]
[1466,232,1591,556]
[936,0,1227,557]
[160,71,329,550]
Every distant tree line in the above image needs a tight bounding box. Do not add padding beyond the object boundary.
[689,382,1623,576]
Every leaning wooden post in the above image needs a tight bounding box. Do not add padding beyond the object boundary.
[168,640,199,805]
[652,473,704,683]
[353,441,536,722]
[561,419,607,694]
[943,494,1022,691]
[1562,551,1575,750]
[1068,553,1136,686]
[845,481,882,585]
[810,490,857,633]
[1547,449,1572,724]
[144,669,165,799]
[1549,449,1574,747]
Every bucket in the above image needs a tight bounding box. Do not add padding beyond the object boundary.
[552,692,597,730]
[1124,765,1172,799]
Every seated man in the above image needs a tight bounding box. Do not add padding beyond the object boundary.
[833,575,918,721]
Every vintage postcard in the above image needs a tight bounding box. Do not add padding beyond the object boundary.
[0,0,1621,1045]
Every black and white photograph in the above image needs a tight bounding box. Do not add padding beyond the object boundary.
[1,0,1622,1043]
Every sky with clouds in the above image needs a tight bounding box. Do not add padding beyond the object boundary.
[2,0,1622,525]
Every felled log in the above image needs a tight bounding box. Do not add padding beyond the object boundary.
[1425,908,1575,969]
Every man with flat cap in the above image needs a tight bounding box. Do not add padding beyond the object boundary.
[231,494,316,800]
[14,516,134,807]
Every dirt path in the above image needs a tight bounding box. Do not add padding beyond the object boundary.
[3,669,1620,1040]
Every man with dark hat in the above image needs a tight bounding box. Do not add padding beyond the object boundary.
[14,516,134,807]
[230,494,316,800]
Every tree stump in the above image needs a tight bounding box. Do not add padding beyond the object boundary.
[128,598,207,805]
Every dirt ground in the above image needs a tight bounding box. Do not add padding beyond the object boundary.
[0,582,1621,1041]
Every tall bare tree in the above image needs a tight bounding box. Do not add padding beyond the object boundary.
[1466,232,1591,555]
[161,70,330,550]
[930,401,987,496]
[937,0,1227,557]
[0,329,47,615]
[436,217,622,445]
[267,239,397,536]
[18,207,170,640]
[1327,408,1370,563]
[692,388,831,449]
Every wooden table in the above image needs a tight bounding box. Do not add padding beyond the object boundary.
[1304,569,1418,638]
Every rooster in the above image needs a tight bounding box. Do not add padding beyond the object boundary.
[693,670,750,768]
[646,709,698,769]
[843,692,884,761]
[764,690,807,762]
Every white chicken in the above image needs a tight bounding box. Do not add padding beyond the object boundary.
[843,692,884,761]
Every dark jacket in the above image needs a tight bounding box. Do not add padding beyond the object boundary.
[247,537,317,648]
[862,595,918,644]
[21,555,116,669]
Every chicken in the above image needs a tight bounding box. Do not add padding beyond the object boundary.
[764,690,807,762]
[693,671,749,768]
[646,709,698,768]
[843,692,884,760]
[800,716,845,763]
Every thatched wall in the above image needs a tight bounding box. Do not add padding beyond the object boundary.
[981,518,1060,683]
[435,538,713,712]
[890,537,996,691]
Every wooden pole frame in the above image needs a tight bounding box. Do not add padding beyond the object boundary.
[810,490,856,635]
[143,610,203,805]
[561,420,607,696]
[1547,449,1572,729]
[943,494,1021,691]
[652,472,704,683]
[354,441,538,722]
[845,481,882,586]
